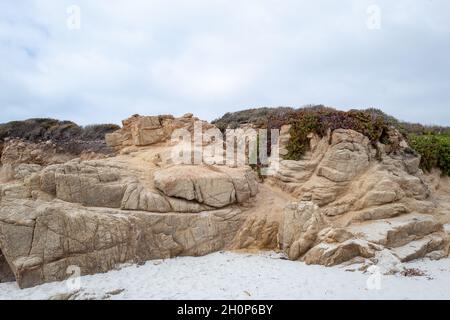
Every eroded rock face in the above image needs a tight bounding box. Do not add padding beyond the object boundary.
[0,158,256,288]
[276,128,450,269]
[154,166,258,208]
[281,202,326,260]
[25,160,257,213]
[1,139,72,166]
[105,113,215,149]
[1,113,449,288]
[0,199,244,288]
[0,115,260,288]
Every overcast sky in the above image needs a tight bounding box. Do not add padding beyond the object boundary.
[1,0,449,126]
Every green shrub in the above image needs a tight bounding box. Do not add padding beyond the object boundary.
[286,109,390,160]
[213,105,450,173]
[408,134,450,176]
[286,112,321,160]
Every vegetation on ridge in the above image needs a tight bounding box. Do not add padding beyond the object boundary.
[408,134,450,176]
[213,106,450,175]
[0,118,120,156]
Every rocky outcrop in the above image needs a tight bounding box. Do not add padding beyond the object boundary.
[1,139,73,166]
[0,158,258,288]
[0,114,260,287]
[154,165,258,208]
[278,125,291,157]
[275,128,450,269]
[0,199,244,288]
[1,112,449,288]
[105,113,214,149]
[281,202,326,260]
[23,159,257,213]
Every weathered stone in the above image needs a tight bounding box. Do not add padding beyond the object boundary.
[1,114,449,289]
[154,165,258,208]
[0,199,245,288]
[281,201,326,260]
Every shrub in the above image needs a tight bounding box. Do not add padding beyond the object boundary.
[286,109,390,160]
[80,124,120,140]
[408,134,450,176]
[0,119,120,143]
[0,118,120,157]
[286,112,321,160]
[0,118,80,142]
[212,107,296,131]
[214,105,450,173]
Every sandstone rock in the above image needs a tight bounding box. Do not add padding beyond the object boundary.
[278,125,291,157]
[154,165,258,208]
[1,115,449,288]
[0,120,265,288]
[231,216,279,249]
[390,234,448,262]
[1,139,70,166]
[275,128,449,268]
[303,239,376,266]
[105,114,213,149]
[348,213,442,248]
[0,251,15,282]
[26,159,258,214]
[0,199,245,288]
[281,201,326,260]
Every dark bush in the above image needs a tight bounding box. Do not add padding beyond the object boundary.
[0,119,119,143]
[0,118,120,156]
[80,124,120,140]
[212,107,296,131]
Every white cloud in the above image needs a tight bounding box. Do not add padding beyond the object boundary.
[0,0,449,125]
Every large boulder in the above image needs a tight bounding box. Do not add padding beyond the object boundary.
[275,128,450,269]
[0,124,261,288]
[281,201,326,260]
[26,160,258,213]
[0,199,244,288]
[105,113,215,149]
[154,165,258,208]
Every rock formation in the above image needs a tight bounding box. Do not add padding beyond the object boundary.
[0,112,449,289]
[0,114,259,288]
[272,128,449,268]
[105,113,214,149]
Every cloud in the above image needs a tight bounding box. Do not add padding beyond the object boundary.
[0,0,449,125]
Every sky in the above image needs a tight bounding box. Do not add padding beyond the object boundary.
[0,0,449,126]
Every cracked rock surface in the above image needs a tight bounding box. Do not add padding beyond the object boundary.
[1,114,449,288]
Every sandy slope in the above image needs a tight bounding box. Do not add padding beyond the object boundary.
[1,251,450,300]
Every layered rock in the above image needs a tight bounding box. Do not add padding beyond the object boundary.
[275,128,450,269]
[105,113,214,149]
[1,112,449,288]
[0,160,258,288]
[23,159,257,213]
[154,165,258,208]
[0,114,260,287]
[0,199,243,288]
